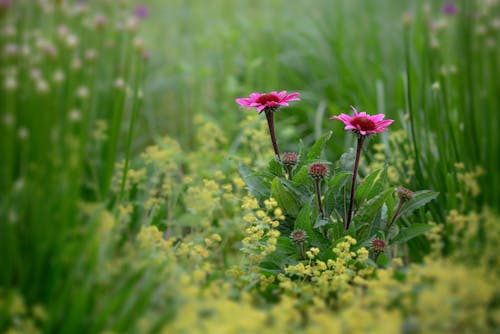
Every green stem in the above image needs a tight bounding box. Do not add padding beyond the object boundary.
[118,62,143,202]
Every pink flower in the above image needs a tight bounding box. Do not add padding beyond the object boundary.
[235,91,300,114]
[330,106,393,136]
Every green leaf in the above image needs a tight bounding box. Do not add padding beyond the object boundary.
[313,217,329,228]
[376,253,389,266]
[306,131,332,161]
[271,178,302,217]
[238,162,272,201]
[391,223,433,244]
[294,199,312,232]
[324,172,350,218]
[399,190,439,217]
[276,237,297,255]
[268,158,284,177]
[355,168,387,204]
[291,165,309,185]
[354,188,393,225]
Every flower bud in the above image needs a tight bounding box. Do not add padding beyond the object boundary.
[282,152,298,167]
[308,162,328,181]
[371,239,387,253]
[396,186,414,203]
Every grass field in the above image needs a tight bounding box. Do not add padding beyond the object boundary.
[1,0,499,333]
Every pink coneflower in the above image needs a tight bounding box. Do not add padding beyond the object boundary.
[236,91,300,114]
[331,106,393,136]
[236,91,300,161]
[330,106,393,231]
[442,2,458,16]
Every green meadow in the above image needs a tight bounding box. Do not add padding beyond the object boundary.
[1,0,499,333]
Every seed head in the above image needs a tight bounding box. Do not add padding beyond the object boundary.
[308,162,328,180]
[290,229,307,244]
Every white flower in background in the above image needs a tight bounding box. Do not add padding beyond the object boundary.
[36,80,50,94]
[65,34,79,48]
[77,86,89,99]
[53,69,65,83]
[18,127,29,140]
[431,82,441,91]
[85,49,97,61]
[4,43,18,58]
[30,68,42,80]
[68,109,82,122]
[4,76,17,91]
[57,25,69,39]
[2,25,16,37]
[114,77,125,89]
[71,57,82,71]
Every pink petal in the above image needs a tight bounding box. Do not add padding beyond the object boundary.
[376,119,394,128]
[350,106,359,116]
[370,114,386,122]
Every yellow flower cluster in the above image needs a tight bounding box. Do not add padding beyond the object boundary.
[279,237,373,302]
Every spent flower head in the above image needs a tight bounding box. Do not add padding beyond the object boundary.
[235,91,300,114]
[330,106,393,136]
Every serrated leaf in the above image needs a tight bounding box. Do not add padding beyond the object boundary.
[391,223,433,244]
[306,131,332,161]
[399,190,439,217]
[271,178,301,217]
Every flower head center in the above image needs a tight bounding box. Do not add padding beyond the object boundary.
[256,94,280,105]
[351,116,376,131]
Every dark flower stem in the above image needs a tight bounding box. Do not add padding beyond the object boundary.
[345,136,365,230]
[314,179,325,220]
[265,109,281,161]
